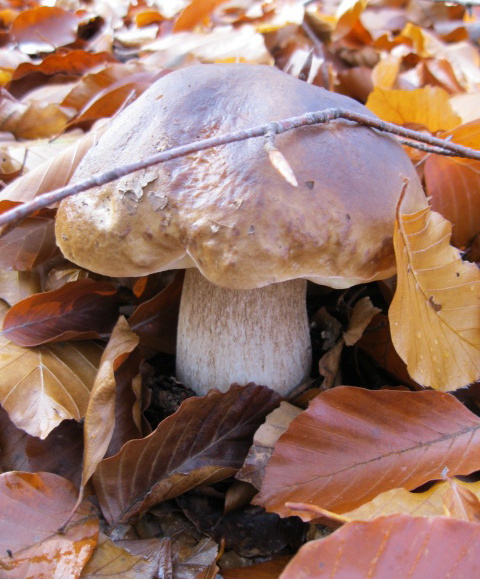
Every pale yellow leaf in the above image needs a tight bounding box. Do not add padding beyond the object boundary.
[389,205,480,390]
[343,480,480,521]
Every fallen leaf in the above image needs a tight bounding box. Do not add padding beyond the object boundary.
[0,203,57,271]
[2,279,121,346]
[389,204,480,389]
[443,477,480,522]
[128,271,183,354]
[341,479,480,521]
[236,401,303,490]
[222,556,291,578]
[12,6,80,54]
[174,0,229,31]
[26,419,84,488]
[0,127,105,203]
[0,304,103,438]
[93,385,281,525]
[279,515,480,578]
[0,472,99,577]
[366,86,461,132]
[81,316,139,490]
[80,532,159,579]
[424,119,480,247]
[343,297,381,346]
[254,387,480,518]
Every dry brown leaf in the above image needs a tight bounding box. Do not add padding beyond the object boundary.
[0,127,105,203]
[80,533,158,579]
[0,270,40,306]
[236,401,302,490]
[0,472,99,577]
[0,300,103,438]
[0,95,70,139]
[366,86,461,132]
[279,515,480,578]
[424,119,480,247]
[343,296,381,346]
[81,316,139,489]
[254,388,480,518]
[389,204,480,390]
[93,385,281,525]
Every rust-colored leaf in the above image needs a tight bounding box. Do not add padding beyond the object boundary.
[366,86,461,132]
[254,388,480,518]
[223,557,291,579]
[0,472,99,577]
[0,202,57,271]
[93,385,281,525]
[389,204,480,389]
[11,50,116,82]
[0,302,102,438]
[12,6,80,53]
[279,515,480,578]
[128,271,183,354]
[424,119,480,247]
[2,279,121,346]
[81,316,139,490]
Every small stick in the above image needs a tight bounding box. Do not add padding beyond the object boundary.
[0,107,479,234]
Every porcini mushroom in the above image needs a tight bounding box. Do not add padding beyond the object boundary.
[55,64,426,396]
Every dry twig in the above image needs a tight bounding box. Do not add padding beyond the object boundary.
[0,107,479,235]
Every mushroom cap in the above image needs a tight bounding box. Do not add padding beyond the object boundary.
[56,64,426,289]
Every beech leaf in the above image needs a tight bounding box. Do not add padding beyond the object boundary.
[366,86,461,132]
[93,385,281,525]
[253,388,480,518]
[80,533,158,579]
[424,119,480,247]
[389,204,480,390]
[279,515,480,579]
[0,472,99,577]
[81,316,139,489]
[0,304,103,438]
[2,279,121,346]
[0,203,57,271]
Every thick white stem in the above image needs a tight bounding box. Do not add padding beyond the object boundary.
[176,268,311,396]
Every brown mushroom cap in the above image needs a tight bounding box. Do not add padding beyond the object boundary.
[55,64,426,290]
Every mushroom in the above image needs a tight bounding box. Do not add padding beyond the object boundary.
[55,64,426,396]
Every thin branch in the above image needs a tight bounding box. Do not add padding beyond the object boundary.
[1,106,479,235]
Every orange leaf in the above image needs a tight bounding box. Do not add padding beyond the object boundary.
[12,6,80,53]
[280,515,480,578]
[174,0,229,31]
[389,204,480,389]
[366,86,461,132]
[424,119,480,247]
[254,388,480,518]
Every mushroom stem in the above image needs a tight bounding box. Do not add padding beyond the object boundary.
[176,268,311,396]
